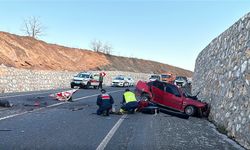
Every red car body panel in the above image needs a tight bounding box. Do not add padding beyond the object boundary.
[135,80,209,114]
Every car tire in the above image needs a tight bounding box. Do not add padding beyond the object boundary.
[123,82,129,87]
[71,84,74,89]
[80,84,84,89]
[184,106,196,116]
[86,82,90,89]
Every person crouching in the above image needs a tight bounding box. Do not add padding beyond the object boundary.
[120,88,138,114]
[96,89,114,116]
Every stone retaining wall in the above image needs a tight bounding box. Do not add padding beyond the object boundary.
[192,13,250,149]
[0,65,150,93]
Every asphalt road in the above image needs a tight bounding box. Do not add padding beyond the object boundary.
[0,87,245,150]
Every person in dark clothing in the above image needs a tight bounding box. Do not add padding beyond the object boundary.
[120,88,138,113]
[98,75,103,89]
[96,89,114,116]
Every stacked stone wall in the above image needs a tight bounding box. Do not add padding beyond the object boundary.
[193,13,250,149]
[0,65,150,93]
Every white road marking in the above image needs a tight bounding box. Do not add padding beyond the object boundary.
[96,114,127,150]
[0,112,28,121]
[0,89,123,121]
[0,90,63,99]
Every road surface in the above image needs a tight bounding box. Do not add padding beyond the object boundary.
[0,87,244,150]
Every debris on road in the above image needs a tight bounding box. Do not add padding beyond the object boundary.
[71,107,84,111]
[0,129,12,131]
[140,106,159,114]
[27,96,45,101]
[70,105,90,111]
[0,100,13,107]
[23,101,48,107]
[49,89,78,101]
[137,99,159,115]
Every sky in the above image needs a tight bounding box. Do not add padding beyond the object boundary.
[0,0,249,71]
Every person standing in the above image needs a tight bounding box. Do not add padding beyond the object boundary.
[98,72,106,89]
[96,89,114,116]
[120,88,138,113]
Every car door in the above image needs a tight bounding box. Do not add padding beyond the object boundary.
[162,83,183,110]
[150,81,165,104]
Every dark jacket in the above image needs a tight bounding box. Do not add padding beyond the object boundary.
[97,93,114,108]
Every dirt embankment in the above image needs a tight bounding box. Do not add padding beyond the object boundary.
[0,31,192,77]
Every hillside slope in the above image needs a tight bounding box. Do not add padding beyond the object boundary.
[0,31,192,77]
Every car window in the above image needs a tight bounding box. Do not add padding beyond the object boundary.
[152,80,164,91]
[78,74,90,78]
[161,74,171,78]
[115,76,124,80]
[165,84,181,97]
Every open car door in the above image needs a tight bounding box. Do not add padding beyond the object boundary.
[150,80,165,104]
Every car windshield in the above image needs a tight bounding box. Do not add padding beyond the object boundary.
[176,76,187,81]
[115,76,124,80]
[93,74,99,80]
[77,73,90,78]
[150,75,159,79]
[161,74,171,78]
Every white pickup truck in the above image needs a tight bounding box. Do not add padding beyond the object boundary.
[70,72,100,89]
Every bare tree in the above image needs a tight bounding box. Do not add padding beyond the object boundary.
[90,39,103,52]
[103,42,113,55]
[22,16,44,39]
[90,39,114,54]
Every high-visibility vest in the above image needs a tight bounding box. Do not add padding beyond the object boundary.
[123,91,137,103]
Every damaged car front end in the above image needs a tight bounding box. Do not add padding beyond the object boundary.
[135,80,210,117]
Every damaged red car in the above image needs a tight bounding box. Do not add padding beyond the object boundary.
[135,80,210,117]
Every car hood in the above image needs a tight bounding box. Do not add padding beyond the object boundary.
[73,77,87,81]
[112,79,124,82]
[175,79,185,82]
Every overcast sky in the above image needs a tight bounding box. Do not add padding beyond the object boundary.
[0,0,249,71]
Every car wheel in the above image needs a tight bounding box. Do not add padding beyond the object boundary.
[71,84,74,89]
[124,82,129,87]
[86,82,90,89]
[184,106,196,116]
[80,84,84,89]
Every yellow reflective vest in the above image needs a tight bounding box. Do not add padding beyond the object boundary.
[123,91,137,103]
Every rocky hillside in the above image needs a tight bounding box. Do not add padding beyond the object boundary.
[0,31,192,77]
